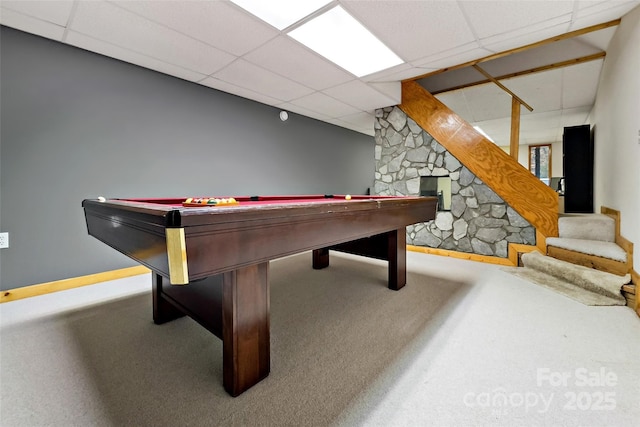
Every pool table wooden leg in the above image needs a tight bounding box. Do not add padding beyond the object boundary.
[152,273,186,324]
[387,228,406,291]
[312,229,406,290]
[312,247,330,269]
[222,262,270,397]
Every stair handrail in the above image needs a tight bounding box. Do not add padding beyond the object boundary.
[399,80,558,238]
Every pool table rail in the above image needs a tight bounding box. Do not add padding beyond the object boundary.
[82,196,437,285]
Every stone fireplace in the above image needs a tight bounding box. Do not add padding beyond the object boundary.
[374,106,535,257]
[420,175,451,210]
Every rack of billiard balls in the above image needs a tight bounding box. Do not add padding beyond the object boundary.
[182,197,239,207]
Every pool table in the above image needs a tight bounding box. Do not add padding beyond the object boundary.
[82,194,437,396]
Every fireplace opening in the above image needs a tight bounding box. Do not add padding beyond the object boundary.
[420,176,451,211]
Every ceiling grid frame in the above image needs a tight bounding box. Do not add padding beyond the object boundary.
[0,0,637,140]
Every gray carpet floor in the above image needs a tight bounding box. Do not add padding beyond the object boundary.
[1,251,639,426]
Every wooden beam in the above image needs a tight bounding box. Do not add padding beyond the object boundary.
[472,64,534,111]
[510,97,521,159]
[407,19,620,82]
[431,52,606,95]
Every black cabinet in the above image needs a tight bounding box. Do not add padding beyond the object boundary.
[563,124,593,213]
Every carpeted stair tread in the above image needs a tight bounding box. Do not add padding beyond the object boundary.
[507,266,626,306]
[546,237,627,262]
[504,251,629,306]
[558,214,615,242]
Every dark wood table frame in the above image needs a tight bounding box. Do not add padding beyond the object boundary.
[82,196,437,396]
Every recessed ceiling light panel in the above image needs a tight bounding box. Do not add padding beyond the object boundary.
[229,0,333,30]
[288,6,404,77]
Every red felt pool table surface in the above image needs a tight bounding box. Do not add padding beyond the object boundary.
[122,194,395,208]
[82,194,437,396]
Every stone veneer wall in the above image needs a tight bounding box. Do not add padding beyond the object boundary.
[374,106,535,257]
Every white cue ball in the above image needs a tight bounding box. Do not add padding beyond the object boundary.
[98,196,106,202]
[345,194,351,200]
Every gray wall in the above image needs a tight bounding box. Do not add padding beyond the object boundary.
[0,27,374,289]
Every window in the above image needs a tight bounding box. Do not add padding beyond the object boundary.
[529,144,551,185]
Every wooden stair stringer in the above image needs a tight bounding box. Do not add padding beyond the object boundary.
[601,206,634,273]
[633,270,640,316]
[547,245,629,276]
[399,80,558,239]
[508,243,539,267]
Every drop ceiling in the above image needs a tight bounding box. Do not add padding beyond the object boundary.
[1,0,638,145]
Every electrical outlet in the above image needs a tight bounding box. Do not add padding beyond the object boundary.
[0,232,9,249]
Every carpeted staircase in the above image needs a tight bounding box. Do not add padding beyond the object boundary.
[506,210,634,306]
[547,214,629,275]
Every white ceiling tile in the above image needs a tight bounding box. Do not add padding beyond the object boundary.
[323,80,397,111]
[243,36,354,90]
[2,0,632,144]
[560,106,592,127]
[420,66,486,93]
[213,59,314,102]
[501,69,563,113]
[480,39,602,77]
[571,0,640,29]
[366,65,437,83]
[200,77,284,107]
[435,91,475,123]
[0,6,66,40]
[289,92,361,118]
[113,1,279,56]
[69,1,236,75]
[462,84,513,122]
[520,111,562,132]
[343,0,476,62]
[575,1,624,13]
[362,62,418,82]
[413,44,490,70]
[519,111,564,144]
[229,0,333,30]
[1,0,74,26]
[574,26,617,51]
[278,102,334,123]
[339,111,376,130]
[561,60,602,108]
[475,112,563,146]
[481,20,572,53]
[65,31,208,83]
[460,0,574,39]
[368,82,402,105]
[331,112,375,136]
